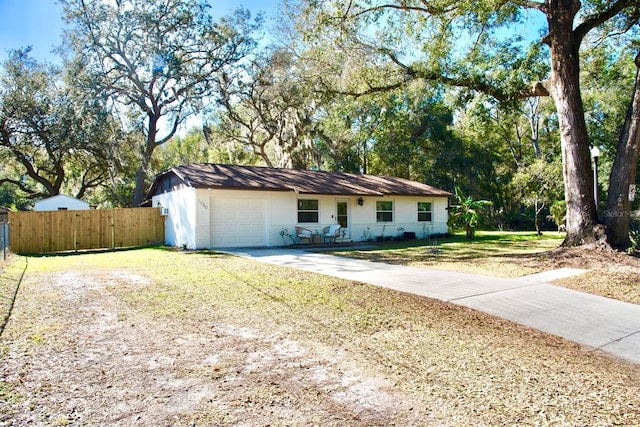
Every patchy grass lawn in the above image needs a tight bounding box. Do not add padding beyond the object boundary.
[0,256,27,335]
[0,248,639,425]
[334,231,640,305]
[335,231,566,277]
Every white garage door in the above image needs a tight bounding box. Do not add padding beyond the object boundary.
[210,197,267,247]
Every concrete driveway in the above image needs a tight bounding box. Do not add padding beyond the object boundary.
[228,248,640,364]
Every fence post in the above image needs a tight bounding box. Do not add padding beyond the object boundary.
[1,223,8,260]
[74,212,78,252]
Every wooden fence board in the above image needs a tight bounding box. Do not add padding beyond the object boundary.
[8,208,164,254]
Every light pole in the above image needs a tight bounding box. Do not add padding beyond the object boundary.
[591,146,600,208]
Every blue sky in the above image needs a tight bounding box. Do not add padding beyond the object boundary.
[0,0,281,63]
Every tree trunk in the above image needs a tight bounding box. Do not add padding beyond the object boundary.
[526,98,541,159]
[604,51,640,249]
[545,1,600,246]
[133,166,147,207]
[534,198,544,236]
[133,116,158,207]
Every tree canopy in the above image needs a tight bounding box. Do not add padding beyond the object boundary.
[292,0,639,247]
[0,49,113,201]
[61,0,260,205]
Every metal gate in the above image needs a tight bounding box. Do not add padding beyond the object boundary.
[0,223,9,260]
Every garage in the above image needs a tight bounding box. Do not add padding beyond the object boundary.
[210,197,267,247]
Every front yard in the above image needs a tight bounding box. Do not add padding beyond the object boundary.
[0,247,639,425]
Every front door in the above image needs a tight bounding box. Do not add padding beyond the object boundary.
[336,200,349,239]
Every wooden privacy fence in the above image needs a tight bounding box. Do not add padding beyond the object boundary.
[9,208,165,254]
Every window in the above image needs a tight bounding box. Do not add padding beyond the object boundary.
[376,201,393,222]
[337,201,348,228]
[418,202,432,222]
[298,199,319,223]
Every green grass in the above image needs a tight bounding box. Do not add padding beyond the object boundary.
[334,231,566,277]
[360,230,564,253]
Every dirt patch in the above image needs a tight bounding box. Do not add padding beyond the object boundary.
[0,270,423,426]
[515,246,640,305]
[520,244,640,271]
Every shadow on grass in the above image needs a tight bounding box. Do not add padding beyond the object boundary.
[329,231,565,266]
[0,256,28,337]
[16,243,167,258]
[181,249,232,259]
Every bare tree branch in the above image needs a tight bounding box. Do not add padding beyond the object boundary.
[575,0,638,43]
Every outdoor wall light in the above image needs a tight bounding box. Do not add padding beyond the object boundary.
[358,197,364,206]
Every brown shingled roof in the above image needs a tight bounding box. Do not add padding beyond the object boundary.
[146,163,451,198]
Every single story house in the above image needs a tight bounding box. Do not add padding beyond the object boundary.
[34,194,90,211]
[145,163,451,249]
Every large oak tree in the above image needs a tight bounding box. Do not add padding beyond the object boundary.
[605,51,640,248]
[0,49,113,201]
[61,0,259,206]
[214,48,318,168]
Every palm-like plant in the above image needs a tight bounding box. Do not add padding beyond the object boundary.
[450,187,493,240]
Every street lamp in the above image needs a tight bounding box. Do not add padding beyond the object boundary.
[591,146,600,208]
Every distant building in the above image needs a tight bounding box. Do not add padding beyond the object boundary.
[34,195,90,212]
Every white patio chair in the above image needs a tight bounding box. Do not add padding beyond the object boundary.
[295,226,313,244]
[322,224,341,244]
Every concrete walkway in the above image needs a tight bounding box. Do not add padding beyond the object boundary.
[228,248,640,364]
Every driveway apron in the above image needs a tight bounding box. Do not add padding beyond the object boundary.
[228,248,640,364]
